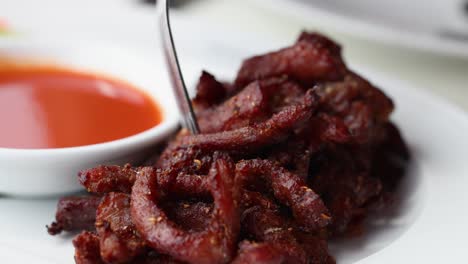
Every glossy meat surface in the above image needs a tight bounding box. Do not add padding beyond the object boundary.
[73,232,104,264]
[131,153,240,264]
[236,159,330,231]
[79,164,138,194]
[175,89,317,152]
[96,192,146,263]
[234,32,347,88]
[47,196,101,235]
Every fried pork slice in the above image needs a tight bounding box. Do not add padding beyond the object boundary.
[294,232,336,264]
[197,77,307,133]
[316,72,394,143]
[79,164,138,194]
[192,71,230,112]
[133,252,186,264]
[240,206,333,263]
[234,31,347,88]
[240,190,280,212]
[236,159,331,231]
[96,192,146,264]
[197,78,273,133]
[241,206,297,243]
[73,232,183,264]
[164,201,213,232]
[73,231,104,264]
[131,153,240,264]
[156,89,317,172]
[47,196,101,235]
[232,241,307,264]
[236,206,324,264]
[372,122,410,192]
[297,32,342,56]
[177,89,317,152]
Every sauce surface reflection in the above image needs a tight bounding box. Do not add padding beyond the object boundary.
[0,66,162,149]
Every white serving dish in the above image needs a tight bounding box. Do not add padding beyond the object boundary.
[0,38,179,196]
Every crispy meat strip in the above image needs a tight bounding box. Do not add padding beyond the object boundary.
[232,241,306,264]
[197,78,274,133]
[79,164,138,194]
[324,187,364,235]
[177,89,317,152]
[269,80,305,113]
[294,232,335,264]
[234,32,346,88]
[79,164,210,198]
[131,153,240,264]
[133,252,186,264]
[309,147,383,234]
[240,190,279,212]
[164,201,213,232]
[168,174,210,198]
[313,165,382,207]
[379,122,410,161]
[156,90,317,172]
[371,122,410,192]
[240,206,334,263]
[96,192,146,264]
[238,206,308,264]
[236,159,330,231]
[73,231,104,264]
[297,32,342,56]
[316,72,394,143]
[47,196,101,235]
[241,206,296,243]
[156,146,207,174]
[197,77,307,134]
[193,71,231,112]
[267,137,315,181]
[73,232,184,264]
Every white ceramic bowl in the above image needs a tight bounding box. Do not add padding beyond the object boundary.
[0,38,179,197]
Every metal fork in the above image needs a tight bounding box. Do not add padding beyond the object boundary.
[158,0,200,134]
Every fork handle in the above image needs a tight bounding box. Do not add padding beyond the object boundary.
[158,0,200,134]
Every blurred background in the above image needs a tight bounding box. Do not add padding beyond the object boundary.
[1,0,468,111]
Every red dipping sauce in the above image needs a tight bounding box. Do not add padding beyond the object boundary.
[0,65,162,149]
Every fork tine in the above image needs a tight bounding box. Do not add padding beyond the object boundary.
[158,0,200,134]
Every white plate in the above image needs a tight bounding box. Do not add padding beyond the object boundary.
[1,61,467,263]
[252,0,468,58]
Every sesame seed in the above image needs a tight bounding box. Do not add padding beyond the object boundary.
[193,159,202,170]
[321,213,331,220]
[264,227,283,235]
[210,237,218,245]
